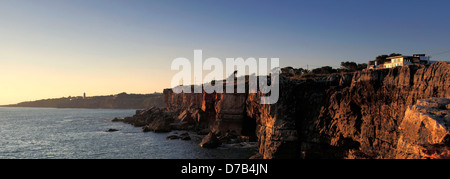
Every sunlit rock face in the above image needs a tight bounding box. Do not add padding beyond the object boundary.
[160,62,449,159]
[396,98,450,159]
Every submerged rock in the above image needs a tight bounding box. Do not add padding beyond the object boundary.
[105,129,119,132]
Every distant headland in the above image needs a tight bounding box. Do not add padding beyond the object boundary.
[1,92,165,109]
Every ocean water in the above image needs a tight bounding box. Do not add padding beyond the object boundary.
[0,107,255,159]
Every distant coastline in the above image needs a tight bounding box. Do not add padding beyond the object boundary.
[1,92,165,109]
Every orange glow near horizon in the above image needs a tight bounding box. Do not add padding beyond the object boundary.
[0,53,174,105]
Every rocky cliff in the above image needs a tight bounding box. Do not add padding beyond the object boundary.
[396,98,450,159]
[130,62,449,159]
[316,62,449,159]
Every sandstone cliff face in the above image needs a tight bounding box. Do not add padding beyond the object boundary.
[161,62,449,159]
[163,89,250,135]
[317,62,449,159]
[396,98,450,159]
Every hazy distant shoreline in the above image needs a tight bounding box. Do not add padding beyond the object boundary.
[1,92,165,110]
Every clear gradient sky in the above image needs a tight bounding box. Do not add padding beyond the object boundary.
[1,0,450,105]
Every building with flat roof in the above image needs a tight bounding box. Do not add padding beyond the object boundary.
[368,54,430,70]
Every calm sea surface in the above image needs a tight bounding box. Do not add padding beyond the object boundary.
[0,107,255,159]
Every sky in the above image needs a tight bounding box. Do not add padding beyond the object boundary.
[1,0,450,105]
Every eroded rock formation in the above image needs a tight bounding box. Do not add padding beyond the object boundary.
[396,98,450,159]
[122,62,449,159]
[317,62,449,159]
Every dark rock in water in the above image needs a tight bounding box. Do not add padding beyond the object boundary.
[200,132,221,148]
[105,129,119,132]
[181,136,191,140]
[180,132,191,140]
[166,135,181,140]
[111,118,124,122]
[142,126,151,132]
[121,107,174,129]
[126,107,174,133]
[166,132,191,140]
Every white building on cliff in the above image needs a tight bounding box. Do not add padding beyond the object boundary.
[368,54,431,70]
